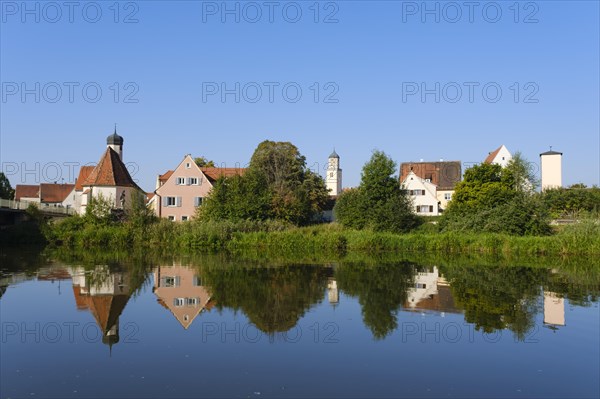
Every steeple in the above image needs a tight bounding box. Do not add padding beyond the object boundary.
[106,125,124,160]
[326,149,342,196]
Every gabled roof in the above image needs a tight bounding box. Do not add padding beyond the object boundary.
[75,166,95,191]
[200,167,246,183]
[158,170,173,185]
[15,185,39,200]
[82,148,142,190]
[484,145,504,164]
[399,161,462,191]
[39,183,75,203]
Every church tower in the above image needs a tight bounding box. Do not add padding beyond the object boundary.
[106,125,124,161]
[326,150,342,196]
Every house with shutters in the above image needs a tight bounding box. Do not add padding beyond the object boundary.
[154,154,246,221]
[400,160,462,216]
[153,264,213,329]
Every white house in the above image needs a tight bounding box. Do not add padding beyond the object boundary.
[401,171,441,216]
[484,145,512,167]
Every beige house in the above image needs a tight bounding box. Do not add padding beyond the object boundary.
[153,265,213,329]
[154,154,245,221]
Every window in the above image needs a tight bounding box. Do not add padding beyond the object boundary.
[194,197,203,207]
[444,193,452,201]
[418,205,433,213]
[176,177,185,185]
[186,297,199,306]
[193,276,202,286]
[416,283,427,289]
[173,298,185,307]
[162,276,181,287]
[186,163,191,169]
[330,172,334,177]
[181,216,189,221]
[188,177,199,185]
[168,215,175,221]
[164,197,182,207]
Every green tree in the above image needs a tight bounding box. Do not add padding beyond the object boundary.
[0,172,15,200]
[200,140,329,225]
[440,157,551,236]
[194,156,216,168]
[334,150,420,233]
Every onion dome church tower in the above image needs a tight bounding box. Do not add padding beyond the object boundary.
[106,125,124,160]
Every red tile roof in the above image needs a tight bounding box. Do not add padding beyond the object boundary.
[83,148,142,190]
[15,185,39,201]
[75,166,95,191]
[484,146,503,164]
[200,167,246,183]
[39,183,75,203]
[158,170,173,184]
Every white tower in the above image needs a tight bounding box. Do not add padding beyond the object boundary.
[326,150,342,196]
[540,148,562,190]
[106,125,124,161]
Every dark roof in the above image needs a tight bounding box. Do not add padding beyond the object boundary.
[83,147,142,190]
[329,150,340,159]
[106,130,124,145]
[400,161,462,190]
[39,183,75,203]
[540,150,563,156]
[15,185,39,200]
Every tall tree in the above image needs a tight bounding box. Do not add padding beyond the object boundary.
[0,172,15,200]
[200,140,329,225]
[334,150,420,233]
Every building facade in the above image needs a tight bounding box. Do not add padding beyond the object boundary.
[154,154,245,221]
[540,149,563,190]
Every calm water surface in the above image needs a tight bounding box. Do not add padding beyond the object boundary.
[1,251,599,398]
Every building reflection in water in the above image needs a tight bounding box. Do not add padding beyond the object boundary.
[327,277,339,307]
[405,267,460,315]
[544,291,566,328]
[70,266,132,350]
[153,264,213,329]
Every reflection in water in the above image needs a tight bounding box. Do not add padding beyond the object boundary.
[544,291,565,327]
[404,267,460,315]
[153,265,213,329]
[201,265,329,333]
[70,266,133,350]
[1,255,598,342]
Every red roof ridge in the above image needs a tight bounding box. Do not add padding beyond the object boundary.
[484,145,503,164]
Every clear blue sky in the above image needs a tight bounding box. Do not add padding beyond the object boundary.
[1,1,599,191]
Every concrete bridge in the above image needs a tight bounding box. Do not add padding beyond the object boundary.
[0,199,75,226]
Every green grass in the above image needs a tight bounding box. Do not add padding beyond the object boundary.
[34,216,600,259]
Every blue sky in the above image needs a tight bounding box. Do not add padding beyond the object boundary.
[1,0,599,191]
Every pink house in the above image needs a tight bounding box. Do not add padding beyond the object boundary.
[154,154,245,221]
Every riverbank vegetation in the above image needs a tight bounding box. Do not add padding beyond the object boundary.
[4,144,600,257]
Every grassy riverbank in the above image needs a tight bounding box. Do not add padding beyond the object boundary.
[31,216,600,257]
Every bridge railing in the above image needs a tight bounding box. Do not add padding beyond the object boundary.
[0,199,76,215]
